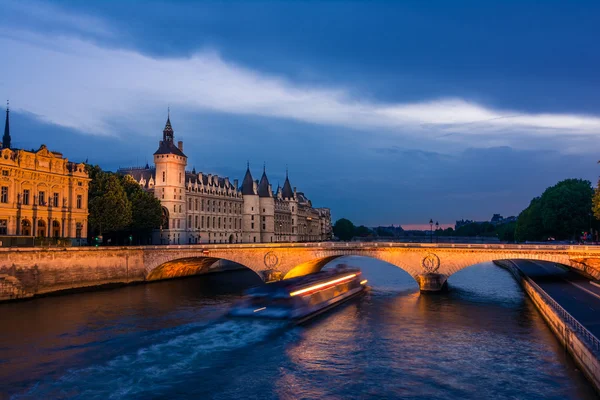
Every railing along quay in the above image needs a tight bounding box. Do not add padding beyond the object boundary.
[525,275,600,352]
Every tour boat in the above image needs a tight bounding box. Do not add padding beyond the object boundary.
[227,264,368,323]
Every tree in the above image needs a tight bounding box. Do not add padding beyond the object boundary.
[496,221,516,242]
[129,188,162,243]
[88,173,132,237]
[516,179,594,242]
[333,218,356,241]
[355,225,372,237]
[540,179,593,239]
[515,197,544,242]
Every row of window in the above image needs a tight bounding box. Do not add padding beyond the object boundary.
[170,198,243,214]
[0,219,83,238]
[1,187,83,209]
[170,216,244,230]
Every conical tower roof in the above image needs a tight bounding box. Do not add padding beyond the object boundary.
[282,169,294,199]
[257,165,271,197]
[241,163,256,195]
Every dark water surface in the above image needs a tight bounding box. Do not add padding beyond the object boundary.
[0,257,597,399]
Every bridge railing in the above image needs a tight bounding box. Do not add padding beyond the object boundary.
[140,242,588,252]
[524,275,600,353]
[1,241,599,252]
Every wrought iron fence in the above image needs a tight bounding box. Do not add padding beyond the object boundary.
[524,274,600,352]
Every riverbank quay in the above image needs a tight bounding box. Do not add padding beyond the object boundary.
[494,259,600,393]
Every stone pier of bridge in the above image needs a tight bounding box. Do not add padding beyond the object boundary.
[1,242,600,300]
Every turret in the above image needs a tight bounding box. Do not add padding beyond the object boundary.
[257,165,275,243]
[241,163,260,243]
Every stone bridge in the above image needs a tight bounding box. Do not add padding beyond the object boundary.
[143,242,600,291]
[2,242,600,300]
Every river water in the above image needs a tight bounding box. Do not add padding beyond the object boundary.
[0,257,597,399]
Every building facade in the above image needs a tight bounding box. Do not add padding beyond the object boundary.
[119,115,332,244]
[0,104,90,242]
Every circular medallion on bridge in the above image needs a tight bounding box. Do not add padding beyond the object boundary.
[421,253,440,273]
[264,251,279,269]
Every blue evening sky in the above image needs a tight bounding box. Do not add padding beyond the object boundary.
[0,1,599,228]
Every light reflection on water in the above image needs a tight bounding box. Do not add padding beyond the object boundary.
[0,257,596,399]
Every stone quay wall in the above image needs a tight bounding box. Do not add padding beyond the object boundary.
[0,247,146,301]
[494,260,600,393]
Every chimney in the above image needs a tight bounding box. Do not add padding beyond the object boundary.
[293,186,297,194]
[234,179,238,188]
[178,141,183,152]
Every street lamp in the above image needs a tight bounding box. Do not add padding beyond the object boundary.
[429,219,433,243]
[435,221,439,243]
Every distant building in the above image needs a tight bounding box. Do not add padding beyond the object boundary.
[0,103,90,242]
[119,114,332,244]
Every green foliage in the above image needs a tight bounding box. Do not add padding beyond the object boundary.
[121,175,162,233]
[129,190,162,232]
[454,221,496,237]
[333,218,356,241]
[88,173,132,235]
[496,221,516,242]
[516,179,594,242]
[87,168,163,244]
[354,225,372,237]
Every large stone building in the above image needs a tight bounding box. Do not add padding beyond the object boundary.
[119,115,332,244]
[0,104,90,243]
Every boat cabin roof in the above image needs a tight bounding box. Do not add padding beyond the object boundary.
[246,267,361,298]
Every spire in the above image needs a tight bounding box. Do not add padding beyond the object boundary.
[241,162,255,195]
[282,168,294,199]
[163,109,173,142]
[3,100,10,149]
[258,165,271,197]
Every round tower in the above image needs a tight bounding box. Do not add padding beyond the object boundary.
[153,112,187,244]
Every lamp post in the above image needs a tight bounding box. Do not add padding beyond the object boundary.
[435,221,439,243]
[429,219,433,243]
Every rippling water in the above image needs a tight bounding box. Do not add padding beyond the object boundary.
[0,257,596,399]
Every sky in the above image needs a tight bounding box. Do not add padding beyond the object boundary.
[0,0,599,229]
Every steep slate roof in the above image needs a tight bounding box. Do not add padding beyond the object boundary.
[282,171,294,199]
[257,167,271,197]
[241,165,256,195]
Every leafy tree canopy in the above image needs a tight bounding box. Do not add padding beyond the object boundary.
[333,218,356,241]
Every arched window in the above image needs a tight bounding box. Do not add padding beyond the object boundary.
[37,220,46,238]
[52,220,60,238]
[188,215,192,227]
[218,217,221,228]
[21,219,32,236]
[195,215,198,228]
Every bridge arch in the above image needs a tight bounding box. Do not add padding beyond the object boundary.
[146,256,263,282]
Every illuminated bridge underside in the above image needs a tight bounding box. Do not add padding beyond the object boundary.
[143,243,600,292]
